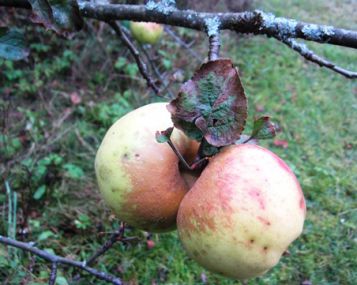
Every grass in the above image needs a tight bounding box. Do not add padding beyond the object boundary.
[0,0,356,284]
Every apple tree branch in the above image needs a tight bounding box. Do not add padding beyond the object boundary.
[0,235,123,285]
[0,0,356,78]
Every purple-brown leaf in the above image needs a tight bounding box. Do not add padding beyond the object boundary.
[250,116,279,140]
[168,59,247,147]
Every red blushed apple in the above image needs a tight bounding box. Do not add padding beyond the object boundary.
[177,144,306,280]
[129,21,164,45]
[95,103,198,232]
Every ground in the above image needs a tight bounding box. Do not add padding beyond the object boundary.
[0,0,356,284]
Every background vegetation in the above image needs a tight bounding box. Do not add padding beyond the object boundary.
[0,0,356,284]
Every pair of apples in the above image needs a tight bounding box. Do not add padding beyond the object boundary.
[95,103,306,280]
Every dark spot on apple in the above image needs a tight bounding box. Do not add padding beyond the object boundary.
[122,153,130,159]
[193,250,199,257]
[257,216,271,226]
[249,189,266,210]
[263,246,268,251]
[111,188,117,193]
[135,153,140,158]
[250,239,255,243]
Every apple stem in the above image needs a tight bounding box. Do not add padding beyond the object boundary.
[242,136,253,144]
[167,139,208,171]
[166,139,192,170]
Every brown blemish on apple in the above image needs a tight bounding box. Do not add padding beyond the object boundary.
[122,153,130,160]
[215,173,236,212]
[118,140,191,232]
[196,213,217,232]
[178,200,217,234]
[177,209,196,233]
[263,246,269,252]
[248,189,266,210]
[98,165,111,180]
[249,238,255,244]
[218,187,234,212]
[257,216,271,226]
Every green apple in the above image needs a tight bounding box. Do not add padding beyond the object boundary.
[177,144,306,279]
[129,21,164,44]
[95,103,198,232]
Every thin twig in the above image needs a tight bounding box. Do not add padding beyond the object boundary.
[280,38,357,79]
[164,26,202,61]
[107,21,160,94]
[86,223,126,266]
[75,129,96,154]
[0,235,122,285]
[72,223,126,282]
[49,262,57,285]
[139,46,175,98]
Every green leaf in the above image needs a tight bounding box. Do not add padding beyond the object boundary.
[28,0,83,37]
[155,127,174,143]
[163,58,172,70]
[44,248,55,255]
[33,185,46,200]
[125,63,139,77]
[56,276,69,285]
[74,214,91,229]
[168,59,247,147]
[63,163,84,179]
[114,57,127,70]
[0,28,29,60]
[37,230,55,241]
[250,116,279,140]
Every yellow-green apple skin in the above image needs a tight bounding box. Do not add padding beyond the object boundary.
[177,144,306,279]
[129,21,164,44]
[95,103,198,232]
